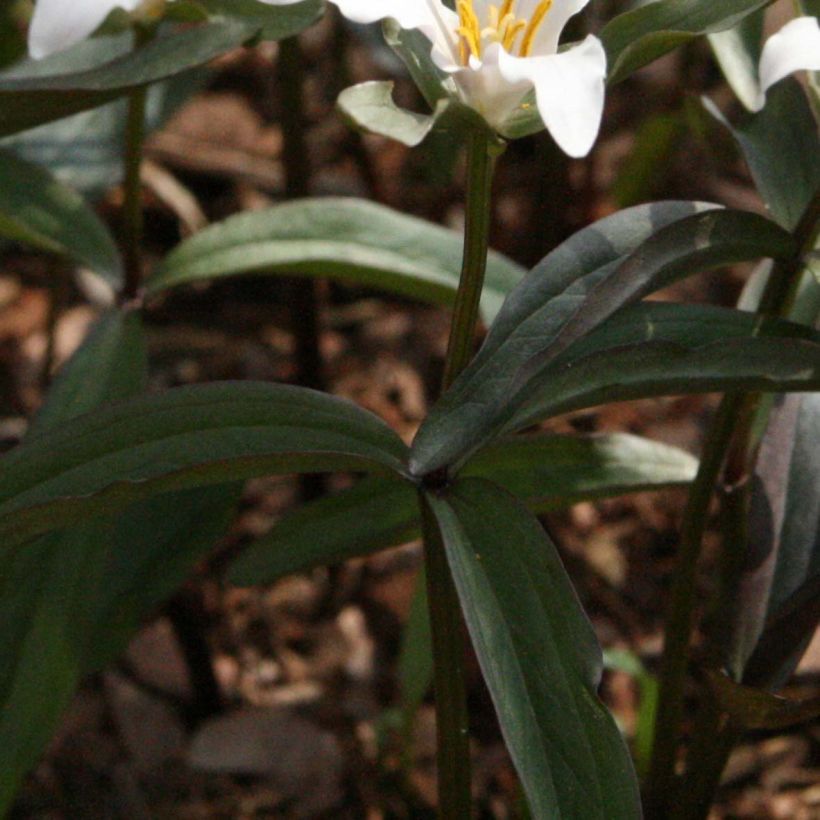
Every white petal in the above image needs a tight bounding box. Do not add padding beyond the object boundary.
[29,0,141,59]
[328,0,458,62]
[516,0,591,56]
[499,34,606,157]
[452,42,532,128]
[755,16,820,111]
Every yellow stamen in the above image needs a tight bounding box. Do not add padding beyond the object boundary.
[519,0,553,56]
[457,0,482,63]
[502,17,526,51]
[498,0,516,20]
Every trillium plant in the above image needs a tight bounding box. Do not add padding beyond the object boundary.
[0,0,819,817]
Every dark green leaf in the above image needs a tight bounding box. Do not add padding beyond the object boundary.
[0,21,260,137]
[0,148,121,284]
[704,80,820,230]
[426,479,640,818]
[84,483,241,671]
[708,9,765,111]
[411,207,794,475]
[705,669,820,729]
[197,0,322,40]
[229,430,697,585]
[0,310,146,811]
[149,198,525,322]
[602,0,772,85]
[0,382,409,549]
[506,305,820,432]
[745,573,820,688]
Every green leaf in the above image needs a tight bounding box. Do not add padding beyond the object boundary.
[229,476,417,585]
[1,63,211,197]
[31,312,145,434]
[602,0,771,85]
[425,478,641,819]
[196,0,322,40]
[506,305,820,432]
[0,19,273,137]
[0,310,146,811]
[338,80,455,147]
[382,18,450,109]
[84,483,242,672]
[148,198,526,322]
[0,524,111,810]
[745,572,820,688]
[708,9,765,111]
[705,669,820,730]
[229,429,697,585]
[0,382,409,549]
[411,206,794,475]
[730,395,820,688]
[704,80,820,230]
[0,148,121,284]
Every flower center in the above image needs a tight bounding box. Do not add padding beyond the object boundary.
[456,0,553,65]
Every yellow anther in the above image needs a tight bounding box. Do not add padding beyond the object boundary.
[498,0,516,20]
[457,0,482,63]
[519,0,552,56]
[502,18,526,50]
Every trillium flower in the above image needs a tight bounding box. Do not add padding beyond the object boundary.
[753,15,820,111]
[316,0,608,157]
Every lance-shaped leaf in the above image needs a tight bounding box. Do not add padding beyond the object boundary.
[425,479,641,819]
[0,148,121,285]
[0,382,409,550]
[196,0,322,40]
[0,10,315,137]
[148,198,525,322]
[602,0,771,85]
[505,308,820,431]
[229,431,698,585]
[0,310,145,810]
[411,207,795,475]
[744,573,820,689]
[704,80,820,230]
[705,669,820,730]
[708,9,765,112]
[727,394,820,688]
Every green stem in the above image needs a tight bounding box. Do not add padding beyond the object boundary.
[646,187,820,816]
[421,496,472,818]
[121,25,153,302]
[645,395,741,813]
[441,131,498,390]
[422,129,497,818]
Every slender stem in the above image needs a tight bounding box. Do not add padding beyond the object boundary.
[441,131,497,390]
[277,36,325,504]
[646,187,820,816]
[421,496,472,818]
[645,395,741,812]
[121,25,153,302]
[421,129,497,818]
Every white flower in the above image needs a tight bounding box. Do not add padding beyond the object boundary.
[753,15,820,111]
[316,0,607,157]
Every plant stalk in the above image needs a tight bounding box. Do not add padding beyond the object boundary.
[421,496,472,818]
[441,131,498,390]
[422,129,497,818]
[646,187,820,816]
[277,36,325,503]
[644,394,741,812]
[121,25,153,302]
